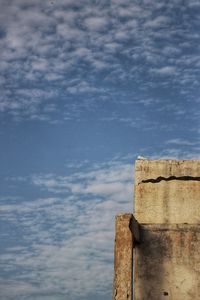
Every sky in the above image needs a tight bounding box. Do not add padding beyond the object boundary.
[0,0,200,299]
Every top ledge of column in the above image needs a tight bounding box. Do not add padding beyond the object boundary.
[135,159,200,185]
[134,159,200,224]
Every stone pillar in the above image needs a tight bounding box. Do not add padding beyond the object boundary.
[134,159,200,299]
[112,213,139,300]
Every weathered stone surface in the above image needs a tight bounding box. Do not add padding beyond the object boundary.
[134,224,200,300]
[112,214,133,300]
[134,159,200,299]
[113,159,200,300]
[134,159,200,223]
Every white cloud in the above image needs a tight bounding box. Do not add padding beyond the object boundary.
[32,58,49,71]
[151,66,176,75]
[144,16,170,28]
[149,147,200,160]
[85,17,108,31]
[165,138,198,146]
[67,81,99,94]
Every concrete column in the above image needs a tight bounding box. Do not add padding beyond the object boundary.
[112,213,140,300]
[112,214,133,300]
[134,159,200,299]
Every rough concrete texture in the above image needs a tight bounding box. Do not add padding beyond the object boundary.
[134,224,200,300]
[134,159,200,223]
[112,214,133,300]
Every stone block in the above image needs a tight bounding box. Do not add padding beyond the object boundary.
[134,224,200,299]
[134,159,200,223]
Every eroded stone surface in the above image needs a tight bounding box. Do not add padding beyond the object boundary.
[112,214,133,300]
[134,159,200,223]
[134,224,200,300]
[134,159,200,299]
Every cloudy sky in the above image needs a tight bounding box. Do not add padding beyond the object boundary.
[1,0,200,299]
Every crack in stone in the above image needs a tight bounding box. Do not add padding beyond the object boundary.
[139,175,200,184]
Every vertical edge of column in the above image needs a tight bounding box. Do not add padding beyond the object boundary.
[112,213,133,300]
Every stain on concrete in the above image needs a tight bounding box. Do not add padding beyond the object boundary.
[134,224,200,300]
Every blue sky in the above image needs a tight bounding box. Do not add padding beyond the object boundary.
[1,0,200,299]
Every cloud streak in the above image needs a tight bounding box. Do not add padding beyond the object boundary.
[0,161,133,300]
